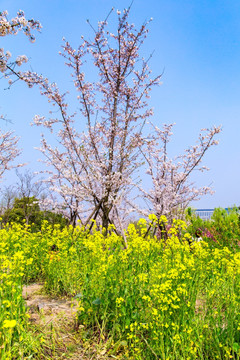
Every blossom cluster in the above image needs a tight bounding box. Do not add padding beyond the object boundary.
[0,10,41,74]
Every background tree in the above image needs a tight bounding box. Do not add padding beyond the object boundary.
[12,170,45,224]
[0,184,17,215]
[1,195,68,229]
[3,195,40,225]
[0,170,44,213]
[0,169,68,228]
[15,169,45,199]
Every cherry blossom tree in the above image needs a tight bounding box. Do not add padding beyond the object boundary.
[26,6,161,228]
[0,10,41,181]
[139,123,221,224]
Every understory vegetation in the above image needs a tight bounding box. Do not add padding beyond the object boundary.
[1,208,240,359]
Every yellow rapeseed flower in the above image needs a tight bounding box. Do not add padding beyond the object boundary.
[3,319,17,328]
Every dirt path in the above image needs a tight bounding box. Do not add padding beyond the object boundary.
[22,284,114,359]
[22,283,78,326]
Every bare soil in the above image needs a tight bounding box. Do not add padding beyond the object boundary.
[22,283,78,327]
[22,283,115,359]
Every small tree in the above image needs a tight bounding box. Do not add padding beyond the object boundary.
[139,123,221,222]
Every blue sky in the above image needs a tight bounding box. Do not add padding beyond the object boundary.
[1,0,240,209]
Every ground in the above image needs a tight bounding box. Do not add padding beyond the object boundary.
[22,283,115,359]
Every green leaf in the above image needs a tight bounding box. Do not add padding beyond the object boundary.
[114,323,121,332]
[92,298,101,305]
[125,318,131,326]
[132,311,139,319]
[233,343,240,352]
[120,340,128,347]
[74,292,84,299]
[121,305,126,315]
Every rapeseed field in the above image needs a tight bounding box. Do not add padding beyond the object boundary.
[1,216,240,359]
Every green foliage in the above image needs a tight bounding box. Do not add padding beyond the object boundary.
[186,207,240,249]
[1,196,68,230]
[2,196,40,224]
[211,207,240,247]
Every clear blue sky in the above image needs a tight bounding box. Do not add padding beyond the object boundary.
[1,0,240,209]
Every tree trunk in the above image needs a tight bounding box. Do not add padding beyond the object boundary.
[102,205,110,232]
